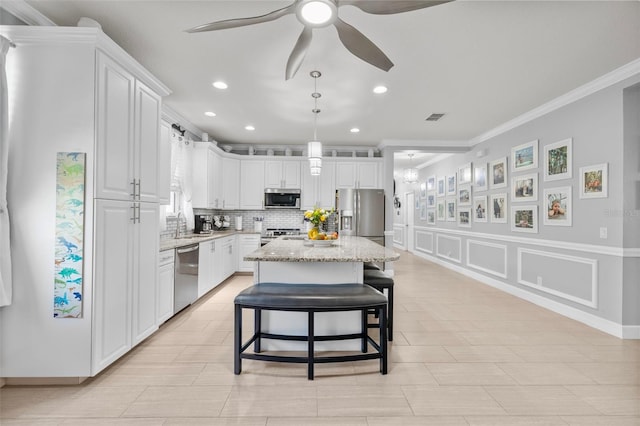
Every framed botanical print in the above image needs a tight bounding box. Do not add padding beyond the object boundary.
[427,193,436,207]
[446,174,457,196]
[436,199,446,221]
[458,184,471,206]
[512,173,538,202]
[489,157,508,189]
[446,198,457,222]
[544,186,572,226]
[579,163,608,199]
[512,140,538,172]
[427,209,436,225]
[473,162,488,191]
[419,201,427,220]
[458,207,471,228]
[426,175,436,192]
[458,162,472,184]
[544,138,572,181]
[511,205,538,233]
[490,193,508,224]
[437,176,446,197]
[473,195,488,223]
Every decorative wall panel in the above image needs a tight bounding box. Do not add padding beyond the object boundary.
[467,239,508,278]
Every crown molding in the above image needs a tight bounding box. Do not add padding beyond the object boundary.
[162,104,203,139]
[470,57,640,146]
[0,0,55,26]
[378,139,470,153]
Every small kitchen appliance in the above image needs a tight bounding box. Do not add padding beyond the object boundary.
[194,214,213,234]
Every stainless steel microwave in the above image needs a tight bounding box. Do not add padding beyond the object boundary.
[264,188,301,209]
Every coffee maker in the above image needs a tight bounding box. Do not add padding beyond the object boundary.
[194,214,213,234]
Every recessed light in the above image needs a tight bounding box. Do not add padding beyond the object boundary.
[212,81,228,89]
[350,127,360,133]
[245,125,255,131]
[204,111,216,117]
[373,85,388,94]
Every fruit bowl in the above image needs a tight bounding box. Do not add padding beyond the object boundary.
[312,239,335,247]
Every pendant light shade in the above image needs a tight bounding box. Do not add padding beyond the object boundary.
[403,153,419,184]
[309,157,322,176]
[307,71,323,175]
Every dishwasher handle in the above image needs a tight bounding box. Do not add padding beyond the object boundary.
[176,244,199,254]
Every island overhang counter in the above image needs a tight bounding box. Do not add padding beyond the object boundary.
[243,236,399,351]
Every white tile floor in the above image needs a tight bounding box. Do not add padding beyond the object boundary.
[2,251,639,425]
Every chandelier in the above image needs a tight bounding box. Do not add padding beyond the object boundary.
[307,70,322,176]
[403,153,419,184]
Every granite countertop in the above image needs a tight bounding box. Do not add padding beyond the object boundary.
[244,235,400,263]
[160,230,260,251]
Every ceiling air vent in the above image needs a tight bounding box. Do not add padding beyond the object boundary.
[425,113,445,122]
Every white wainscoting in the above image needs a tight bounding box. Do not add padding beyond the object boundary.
[436,234,461,263]
[415,229,434,254]
[467,239,508,279]
[393,224,405,247]
[517,248,598,308]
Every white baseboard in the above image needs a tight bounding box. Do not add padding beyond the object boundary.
[0,378,5,388]
[411,250,638,340]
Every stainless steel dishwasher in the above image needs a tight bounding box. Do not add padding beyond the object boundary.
[174,244,199,314]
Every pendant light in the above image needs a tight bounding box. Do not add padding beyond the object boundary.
[403,153,419,184]
[308,70,322,176]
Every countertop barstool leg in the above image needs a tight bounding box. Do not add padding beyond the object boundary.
[361,309,368,353]
[380,304,388,375]
[254,308,261,353]
[308,311,315,380]
[234,304,242,374]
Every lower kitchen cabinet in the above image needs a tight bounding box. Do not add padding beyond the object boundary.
[92,199,159,374]
[157,249,175,324]
[238,234,260,272]
[198,239,221,297]
[221,236,237,281]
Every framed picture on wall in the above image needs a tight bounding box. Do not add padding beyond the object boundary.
[447,174,457,195]
[458,207,471,228]
[458,184,471,206]
[511,140,538,172]
[419,201,427,220]
[446,198,457,222]
[473,195,488,223]
[415,190,420,210]
[427,175,436,192]
[419,182,427,199]
[436,199,446,221]
[544,186,572,226]
[458,162,472,184]
[474,162,488,191]
[490,193,508,224]
[511,205,538,233]
[512,173,538,202]
[544,138,572,181]
[579,163,608,199]
[489,157,508,189]
[427,193,436,207]
[437,176,446,197]
[427,209,436,225]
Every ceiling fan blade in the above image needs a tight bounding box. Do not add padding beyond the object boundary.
[185,3,296,33]
[340,0,452,15]
[286,27,313,80]
[333,18,394,72]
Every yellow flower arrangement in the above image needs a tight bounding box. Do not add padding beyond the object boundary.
[304,207,335,228]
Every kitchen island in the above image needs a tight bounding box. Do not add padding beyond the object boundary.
[244,236,399,350]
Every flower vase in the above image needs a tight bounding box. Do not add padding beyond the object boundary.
[308,226,319,240]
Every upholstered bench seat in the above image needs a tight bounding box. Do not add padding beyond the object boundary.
[234,283,388,380]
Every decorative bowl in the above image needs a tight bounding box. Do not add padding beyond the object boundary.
[312,239,335,247]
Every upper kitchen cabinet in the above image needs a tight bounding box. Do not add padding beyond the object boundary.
[265,160,301,189]
[336,160,380,189]
[240,160,265,209]
[95,51,164,203]
[192,142,218,209]
[158,121,172,204]
[221,157,240,209]
[301,160,336,210]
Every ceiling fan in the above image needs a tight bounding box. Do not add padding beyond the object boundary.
[186,0,452,80]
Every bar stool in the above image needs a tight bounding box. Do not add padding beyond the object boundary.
[363,269,394,341]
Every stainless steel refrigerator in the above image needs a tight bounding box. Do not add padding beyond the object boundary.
[336,188,385,246]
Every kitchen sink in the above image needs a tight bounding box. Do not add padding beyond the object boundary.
[283,236,306,240]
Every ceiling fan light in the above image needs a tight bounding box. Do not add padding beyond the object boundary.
[297,0,337,27]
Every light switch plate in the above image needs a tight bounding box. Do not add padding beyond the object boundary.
[599,227,608,239]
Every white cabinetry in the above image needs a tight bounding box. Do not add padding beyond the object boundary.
[221,236,238,281]
[92,200,159,373]
[192,143,217,209]
[95,52,162,203]
[240,160,265,209]
[198,239,222,297]
[157,250,175,324]
[265,160,301,189]
[238,234,260,272]
[336,161,379,189]
[301,160,336,210]
[222,158,240,209]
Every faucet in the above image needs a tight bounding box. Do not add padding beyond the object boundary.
[175,211,183,239]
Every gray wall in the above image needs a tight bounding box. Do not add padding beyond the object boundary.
[406,72,640,332]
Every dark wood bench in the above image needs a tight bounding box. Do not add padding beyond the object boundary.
[234,282,388,380]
